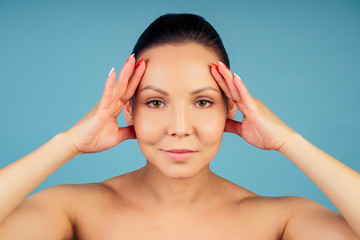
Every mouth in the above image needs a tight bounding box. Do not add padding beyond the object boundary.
[164,149,195,153]
[161,149,196,161]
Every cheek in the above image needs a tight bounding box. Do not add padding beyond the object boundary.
[133,110,163,145]
[194,110,226,147]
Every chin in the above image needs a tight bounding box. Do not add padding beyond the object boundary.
[147,156,211,180]
[161,166,199,179]
[158,170,200,180]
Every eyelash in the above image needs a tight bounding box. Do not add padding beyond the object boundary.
[145,99,214,108]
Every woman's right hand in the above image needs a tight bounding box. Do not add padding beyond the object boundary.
[63,54,145,154]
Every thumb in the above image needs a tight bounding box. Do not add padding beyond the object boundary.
[117,125,137,143]
[224,119,242,136]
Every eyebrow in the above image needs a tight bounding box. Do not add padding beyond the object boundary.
[138,85,220,96]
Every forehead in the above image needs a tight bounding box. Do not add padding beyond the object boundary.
[137,43,220,90]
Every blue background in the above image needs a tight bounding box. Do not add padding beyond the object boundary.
[1,0,359,213]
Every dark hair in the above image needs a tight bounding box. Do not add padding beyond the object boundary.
[130,13,229,113]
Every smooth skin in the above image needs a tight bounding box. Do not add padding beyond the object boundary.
[0,43,359,239]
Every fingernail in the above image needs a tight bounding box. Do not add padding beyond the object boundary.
[108,67,115,76]
[218,61,229,70]
[135,57,145,68]
[125,53,135,63]
[211,63,219,71]
[233,73,242,81]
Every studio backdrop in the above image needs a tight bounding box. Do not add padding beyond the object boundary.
[1,0,359,213]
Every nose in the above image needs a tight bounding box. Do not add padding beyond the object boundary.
[167,105,193,137]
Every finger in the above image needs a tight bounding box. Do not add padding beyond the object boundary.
[118,125,137,143]
[233,96,245,114]
[210,64,233,99]
[217,62,243,105]
[211,65,245,114]
[224,119,242,136]
[232,73,255,109]
[113,54,136,100]
[99,67,117,108]
[121,58,146,102]
[212,63,246,114]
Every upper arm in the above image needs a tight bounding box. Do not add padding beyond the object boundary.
[0,184,76,240]
[282,196,359,240]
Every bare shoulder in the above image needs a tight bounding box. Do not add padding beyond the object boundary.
[25,182,115,220]
[213,176,357,240]
[270,196,358,240]
[32,181,119,221]
[0,183,111,240]
[37,181,115,203]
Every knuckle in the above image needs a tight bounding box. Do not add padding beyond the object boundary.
[119,96,127,103]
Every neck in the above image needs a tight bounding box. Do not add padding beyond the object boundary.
[136,161,217,210]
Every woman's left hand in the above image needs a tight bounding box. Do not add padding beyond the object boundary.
[210,61,296,152]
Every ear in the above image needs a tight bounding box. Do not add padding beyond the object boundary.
[226,99,236,120]
[124,101,134,126]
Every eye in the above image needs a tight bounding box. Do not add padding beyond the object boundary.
[195,99,214,108]
[145,99,214,108]
[146,100,164,108]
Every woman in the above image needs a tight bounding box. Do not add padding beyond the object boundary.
[0,13,359,239]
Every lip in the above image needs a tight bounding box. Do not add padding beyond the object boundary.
[165,149,195,153]
[162,149,196,161]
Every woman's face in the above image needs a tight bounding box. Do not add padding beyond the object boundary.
[129,43,230,179]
